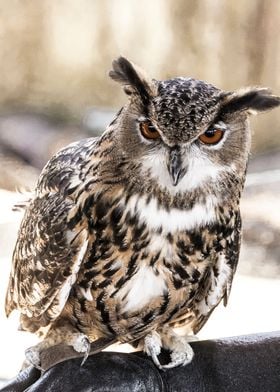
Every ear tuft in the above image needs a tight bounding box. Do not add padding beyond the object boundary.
[221,87,280,115]
[109,57,156,105]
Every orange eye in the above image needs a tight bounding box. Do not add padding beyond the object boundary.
[199,128,224,145]
[140,121,160,140]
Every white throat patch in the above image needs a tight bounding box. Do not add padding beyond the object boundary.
[122,194,217,233]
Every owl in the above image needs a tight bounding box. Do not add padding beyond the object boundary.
[5,57,280,370]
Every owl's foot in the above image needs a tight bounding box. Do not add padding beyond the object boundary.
[160,344,193,369]
[71,333,91,365]
[160,330,194,369]
[144,330,195,370]
[24,344,44,370]
[23,331,90,370]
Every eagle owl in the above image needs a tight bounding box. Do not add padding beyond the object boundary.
[5,57,280,370]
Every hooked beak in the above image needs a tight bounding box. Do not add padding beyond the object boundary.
[168,147,187,186]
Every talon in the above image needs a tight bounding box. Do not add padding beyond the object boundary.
[144,332,163,369]
[71,333,91,366]
[80,338,91,366]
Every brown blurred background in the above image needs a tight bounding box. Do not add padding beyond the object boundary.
[1,1,280,149]
[0,0,279,382]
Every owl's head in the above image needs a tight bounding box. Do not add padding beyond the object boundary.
[109,57,280,196]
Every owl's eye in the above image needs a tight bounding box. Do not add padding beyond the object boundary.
[139,121,160,140]
[199,128,224,145]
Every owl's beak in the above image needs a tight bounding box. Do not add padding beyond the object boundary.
[168,147,186,186]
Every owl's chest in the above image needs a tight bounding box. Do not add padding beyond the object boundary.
[77,195,219,334]
[87,192,218,274]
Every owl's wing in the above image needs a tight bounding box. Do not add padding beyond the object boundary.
[192,212,242,333]
[5,138,96,322]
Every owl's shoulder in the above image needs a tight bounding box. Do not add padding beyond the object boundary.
[36,137,99,197]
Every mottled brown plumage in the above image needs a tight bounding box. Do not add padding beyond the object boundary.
[5,57,280,369]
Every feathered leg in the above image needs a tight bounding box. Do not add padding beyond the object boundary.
[24,322,90,370]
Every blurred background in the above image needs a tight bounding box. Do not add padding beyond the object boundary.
[0,0,280,382]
